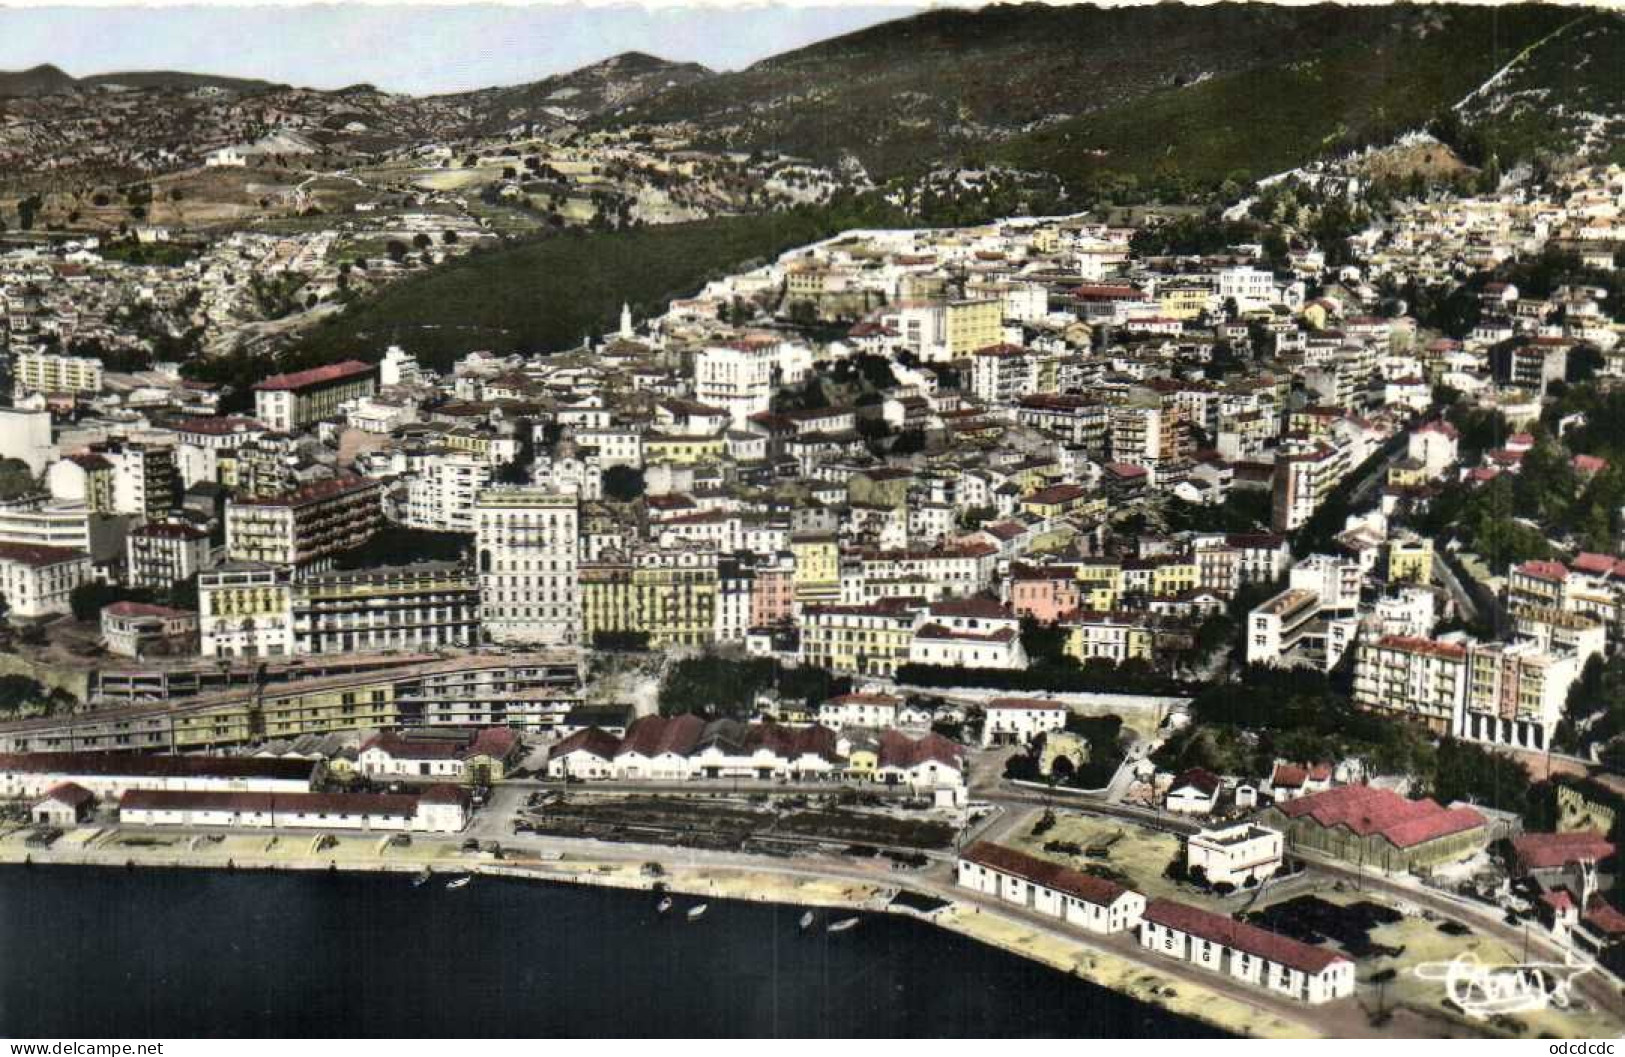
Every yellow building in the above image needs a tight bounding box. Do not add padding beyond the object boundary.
[1386,457,1430,490]
[1150,560,1200,596]
[580,548,718,648]
[0,654,583,753]
[1074,562,1123,610]
[1158,284,1212,321]
[944,298,1003,358]
[799,603,915,676]
[644,432,726,466]
[1020,483,1091,519]
[792,534,841,607]
[1386,537,1434,585]
[1064,615,1155,665]
[845,742,879,780]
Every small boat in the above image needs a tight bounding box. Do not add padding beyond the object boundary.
[657,895,674,914]
[799,910,815,930]
[827,917,860,933]
[445,876,471,890]
[687,903,709,921]
[412,868,432,888]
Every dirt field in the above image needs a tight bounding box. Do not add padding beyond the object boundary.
[1006,811,1194,903]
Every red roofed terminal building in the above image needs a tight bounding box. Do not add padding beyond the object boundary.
[1257,784,1489,873]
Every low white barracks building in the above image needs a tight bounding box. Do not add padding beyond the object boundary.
[957,841,1145,934]
[1139,898,1355,1004]
[118,786,469,833]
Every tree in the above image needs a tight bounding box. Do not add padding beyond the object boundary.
[0,459,37,501]
[602,465,645,503]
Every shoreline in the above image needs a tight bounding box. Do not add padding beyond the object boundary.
[0,834,1314,1039]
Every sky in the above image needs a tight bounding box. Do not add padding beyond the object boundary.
[0,2,942,94]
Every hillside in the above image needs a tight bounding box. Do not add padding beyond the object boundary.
[1451,8,1625,169]
[277,205,885,371]
[0,64,76,97]
[608,2,1578,191]
[80,71,280,93]
[445,51,713,134]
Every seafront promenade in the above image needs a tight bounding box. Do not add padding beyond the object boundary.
[6,816,1586,1042]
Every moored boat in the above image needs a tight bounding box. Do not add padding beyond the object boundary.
[687,904,708,920]
[445,876,471,890]
[827,917,859,933]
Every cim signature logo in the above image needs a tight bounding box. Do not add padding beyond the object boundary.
[1413,951,1594,1020]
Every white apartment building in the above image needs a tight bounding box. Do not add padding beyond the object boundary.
[1217,266,1278,310]
[1186,823,1284,887]
[198,563,294,659]
[694,343,809,427]
[1353,634,1579,750]
[0,407,56,475]
[0,497,90,551]
[474,487,580,646]
[0,542,91,618]
[1271,440,1351,532]
[13,352,103,397]
[817,692,903,731]
[403,452,491,533]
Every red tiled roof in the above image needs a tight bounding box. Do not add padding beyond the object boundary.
[102,601,193,619]
[1171,768,1221,796]
[1585,896,1625,936]
[1518,559,1570,583]
[253,360,374,392]
[549,727,621,761]
[1512,831,1616,872]
[231,474,380,508]
[120,789,416,818]
[961,841,1132,907]
[878,729,963,771]
[1142,898,1348,974]
[34,782,95,808]
[0,542,87,568]
[616,714,704,759]
[0,752,313,782]
[1276,785,1484,848]
[927,597,1012,620]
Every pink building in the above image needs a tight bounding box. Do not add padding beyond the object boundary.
[1010,563,1081,624]
[752,564,795,628]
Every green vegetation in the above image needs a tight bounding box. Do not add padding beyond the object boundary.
[283,201,909,372]
[332,527,470,570]
[0,674,74,717]
[1448,9,1625,168]
[614,3,1572,197]
[1162,666,1541,818]
[68,579,196,622]
[894,659,1186,696]
[658,656,847,718]
[1163,666,1435,778]
[0,459,38,501]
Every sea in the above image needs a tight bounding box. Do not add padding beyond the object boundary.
[0,865,1224,1038]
